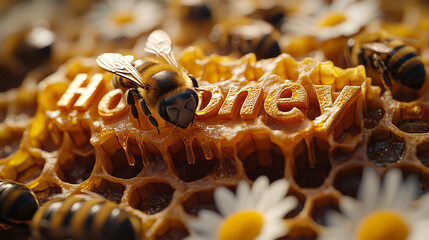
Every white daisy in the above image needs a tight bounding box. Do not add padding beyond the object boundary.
[185,176,298,240]
[283,0,381,41]
[319,168,429,240]
[86,0,164,40]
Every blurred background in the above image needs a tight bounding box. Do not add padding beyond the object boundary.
[0,0,428,92]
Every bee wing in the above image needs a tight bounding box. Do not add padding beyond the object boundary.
[361,42,392,53]
[96,53,145,87]
[144,30,179,68]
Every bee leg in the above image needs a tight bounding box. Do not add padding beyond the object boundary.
[371,54,392,87]
[139,98,160,134]
[126,89,141,128]
[188,74,198,88]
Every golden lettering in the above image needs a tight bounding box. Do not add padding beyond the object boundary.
[57,73,104,111]
[196,86,224,119]
[98,89,128,119]
[218,82,263,120]
[264,83,308,123]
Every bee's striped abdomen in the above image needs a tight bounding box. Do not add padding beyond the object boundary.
[0,180,39,224]
[386,45,426,89]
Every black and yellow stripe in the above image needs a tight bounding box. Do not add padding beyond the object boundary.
[31,194,142,240]
[385,45,426,89]
[0,180,39,224]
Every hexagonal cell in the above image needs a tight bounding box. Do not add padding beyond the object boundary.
[155,219,189,240]
[32,183,62,205]
[16,154,45,184]
[0,128,23,159]
[214,143,237,178]
[293,138,331,188]
[333,165,363,198]
[101,135,144,179]
[40,122,63,152]
[56,145,95,184]
[129,182,175,215]
[285,187,306,219]
[330,146,355,166]
[183,189,217,216]
[169,138,216,182]
[367,129,405,167]
[392,105,429,133]
[278,225,317,240]
[363,98,385,129]
[89,178,125,204]
[417,142,429,167]
[238,133,285,182]
[138,140,167,177]
[392,165,429,197]
[310,194,339,226]
[334,102,362,143]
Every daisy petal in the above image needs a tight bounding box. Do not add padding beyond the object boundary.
[265,196,298,220]
[214,186,236,216]
[257,179,289,211]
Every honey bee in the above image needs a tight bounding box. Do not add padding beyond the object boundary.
[30,194,142,240]
[346,33,426,91]
[96,30,200,134]
[210,19,281,60]
[0,180,39,224]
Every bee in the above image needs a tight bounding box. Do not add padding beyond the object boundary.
[346,33,426,91]
[210,19,281,60]
[30,194,142,240]
[0,180,39,224]
[96,30,200,134]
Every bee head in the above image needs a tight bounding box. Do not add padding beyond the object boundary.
[157,89,199,129]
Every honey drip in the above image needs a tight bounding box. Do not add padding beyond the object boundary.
[201,141,213,160]
[137,138,150,167]
[117,133,136,166]
[304,136,317,167]
[182,136,195,164]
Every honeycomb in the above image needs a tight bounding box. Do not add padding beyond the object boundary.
[1,0,429,240]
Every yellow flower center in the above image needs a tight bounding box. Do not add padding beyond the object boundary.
[219,210,264,240]
[356,210,409,240]
[317,12,347,28]
[111,10,134,24]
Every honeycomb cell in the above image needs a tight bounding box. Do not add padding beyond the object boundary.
[0,128,23,159]
[155,219,189,240]
[330,147,354,166]
[183,189,217,216]
[285,187,306,219]
[310,194,339,226]
[16,155,45,184]
[393,165,429,197]
[393,105,429,133]
[367,130,405,167]
[238,133,285,182]
[102,136,144,179]
[417,142,429,167]
[56,145,95,184]
[333,165,363,198]
[32,184,62,205]
[138,140,167,177]
[90,178,125,204]
[363,99,385,129]
[293,138,331,188]
[169,138,216,182]
[129,182,175,215]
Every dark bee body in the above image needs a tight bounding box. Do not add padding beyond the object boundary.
[0,180,39,224]
[382,44,426,89]
[211,19,281,60]
[31,194,142,240]
[347,33,426,91]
